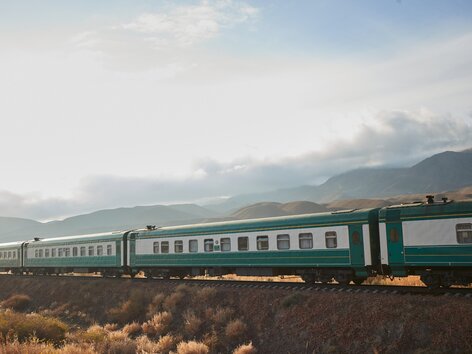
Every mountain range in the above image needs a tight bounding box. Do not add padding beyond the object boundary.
[1,149,471,242]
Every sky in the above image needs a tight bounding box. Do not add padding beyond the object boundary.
[1,0,472,220]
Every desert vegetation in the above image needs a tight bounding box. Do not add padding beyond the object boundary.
[0,276,472,353]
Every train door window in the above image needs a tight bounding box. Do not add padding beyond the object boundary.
[238,237,249,251]
[97,246,103,256]
[175,240,183,253]
[72,247,78,257]
[80,247,86,257]
[325,231,337,248]
[38,249,43,258]
[88,246,94,256]
[221,238,231,252]
[277,234,290,250]
[45,249,50,258]
[189,240,198,253]
[153,242,159,254]
[257,236,269,250]
[457,223,472,244]
[299,233,313,249]
[389,228,399,243]
[161,241,169,254]
[204,239,214,252]
[352,231,361,244]
[107,245,112,256]
[51,248,56,257]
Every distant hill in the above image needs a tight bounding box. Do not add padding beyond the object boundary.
[210,150,472,211]
[2,149,472,243]
[232,201,328,220]
[0,204,220,242]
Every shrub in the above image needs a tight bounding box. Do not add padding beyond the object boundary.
[142,311,173,337]
[0,337,56,354]
[96,337,137,354]
[73,324,108,344]
[0,294,32,311]
[103,323,119,331]
[163,292,185,312]
[194,288,217,304]
[176,340,209,354]
[233,342,257,354]
[225,319,247,340]
[156,334,176,353]
[108,291,147,325]
[122,322,142,337]
[281,292,306,308]
[0,311,68,344]
[211,307,234,326]
[136,335,160,353]
[146,293,166,318]
[59,342,97,354]
[183,310,203,336]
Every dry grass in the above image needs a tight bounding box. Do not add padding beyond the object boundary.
[183,310,203,336]
[142,311,173,337]
[0,294,31,311]
[146,293,166,318]
[210,307,234,326]
[122,322,142,337]
[163,291,185,312]
[176,340,209,354]
[0,311,69,344]
[156,334,177,353]
[108,290,147,325]
[364,275,425,287]
[225,319,247,340]
[193,287,217,304]
[233,342,257,354]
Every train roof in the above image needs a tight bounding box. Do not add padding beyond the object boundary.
[136,208,380,238]
[26,230,127,245]
[379,199,472,221]
[0,240,24,248]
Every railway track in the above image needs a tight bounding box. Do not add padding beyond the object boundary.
[1,273,471,297]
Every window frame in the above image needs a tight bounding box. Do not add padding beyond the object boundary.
[161,241,169,254]
[174,240,183,253]
[189,239,198,253]
[204,239,214,252]
[325,231,338,249]
[457,223,472,244]
[256,235,269,251]
[221,237,231,252]
[277,234,290,250]
[299,233,313,249]
[153,241,159,254]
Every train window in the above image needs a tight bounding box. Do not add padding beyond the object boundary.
[38,249,43,258]
[389,228,399,243]
[73,247,78,257]
[51,248,56,257]
[34,249,38,258]
[65,248,71,257]
[175,240,183,253]
[45,249,50,258]
[189,240,198,253]
[0,252,2,259]
[221,238,231,252]
[161,241,169,254]
[325,231,337,248]
[88,246,94,256]
[58,248,63,257]
[457,223,472,244]
[299,233,313,249]
[257,236,269,250]
[80,247,86,257]
[204,239,214,252]
[238,237,249,251]
[107,245,112,256]
[352,231,361,244]
[97,246,103,256]
[153,242,159,254]
[277,234,290,250]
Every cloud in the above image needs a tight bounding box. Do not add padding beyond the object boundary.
[1,109,470,221]
[110,0,258,49]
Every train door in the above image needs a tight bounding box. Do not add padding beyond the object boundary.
[348,224,364,267]
[385,210,405,265]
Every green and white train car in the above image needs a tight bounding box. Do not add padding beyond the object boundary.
[379,199,472,287]
[0,241,24,274]
[23,231,128,275]
[129,208,381,284]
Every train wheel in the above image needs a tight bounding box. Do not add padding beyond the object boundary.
[421,273,441,290]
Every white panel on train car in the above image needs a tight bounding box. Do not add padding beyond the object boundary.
[379,222,388,264]
[403,217,472,246]
[362,224,372,266]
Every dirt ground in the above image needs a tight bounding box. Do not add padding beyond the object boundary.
[0,276,471,353]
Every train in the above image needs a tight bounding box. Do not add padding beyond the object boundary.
[0,196,471,288]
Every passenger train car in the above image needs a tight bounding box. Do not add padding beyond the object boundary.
[0,197,471,288]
